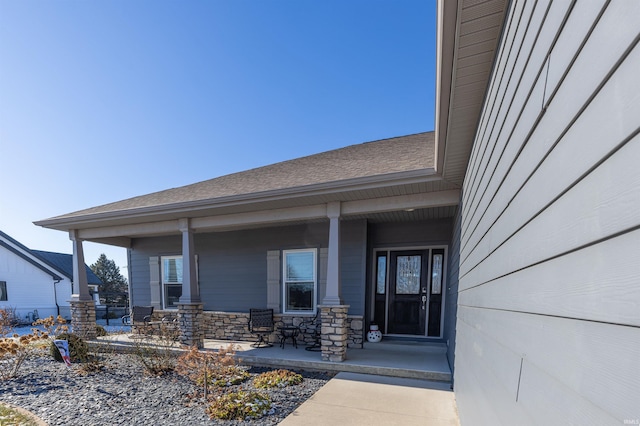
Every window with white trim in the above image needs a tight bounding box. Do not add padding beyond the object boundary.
[161,256,182,309]
[0,281,7,301]
[282,249,317,313]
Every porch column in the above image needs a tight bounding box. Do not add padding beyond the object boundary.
[178,219,200,304]
[322,201,342,305]
[69,230,96,339]
[319,305,350,362]
[320,202,349,361]
[177,218,203,348]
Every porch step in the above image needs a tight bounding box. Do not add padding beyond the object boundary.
[92,336,452,383]
[238,340,452,383]
[240,354,452,382]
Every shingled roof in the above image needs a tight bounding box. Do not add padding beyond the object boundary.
[43,132,435,222]
[31,250,103,286]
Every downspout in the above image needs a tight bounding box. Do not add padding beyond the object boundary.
[53,278,62,316]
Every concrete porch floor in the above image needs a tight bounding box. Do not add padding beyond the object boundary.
[96,334,452,382]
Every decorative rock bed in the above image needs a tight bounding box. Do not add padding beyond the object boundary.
[0,353,332,425]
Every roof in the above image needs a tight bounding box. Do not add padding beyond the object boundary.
[0,230,102,285]
[37,132,436,225]
[31,250,103,286]
[0,230,63,281]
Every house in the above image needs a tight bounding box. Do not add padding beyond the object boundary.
[0,231,102,322]
[34,0,639,424]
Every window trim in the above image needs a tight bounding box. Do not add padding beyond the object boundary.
[0,281,7,301]
[282,248,317,314]
[161,255,183,310]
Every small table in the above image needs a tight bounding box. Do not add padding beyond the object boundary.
[278,326,299,349]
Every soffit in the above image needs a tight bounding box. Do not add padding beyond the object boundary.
[435,0,509,186]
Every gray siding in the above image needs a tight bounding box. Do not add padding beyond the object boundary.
[443,205,461,371]
[370,218,453,247]
[454,1,640,425]
[129,220,368,315]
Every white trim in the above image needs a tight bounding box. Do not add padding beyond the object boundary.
[160,255,182,310]
[282,248,318,314]
[35,169,440,231]
[73,190,460,241]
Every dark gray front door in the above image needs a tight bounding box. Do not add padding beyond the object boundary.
[387,250,428,335]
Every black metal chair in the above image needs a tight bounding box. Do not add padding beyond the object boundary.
[299,311,321,351]
[122,306,154,334]
[248,308,274,348]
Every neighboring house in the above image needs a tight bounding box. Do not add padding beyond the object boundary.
[0,231,102,322]
[34,0,639,424]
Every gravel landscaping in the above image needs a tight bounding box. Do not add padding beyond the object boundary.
[0,353,333,425]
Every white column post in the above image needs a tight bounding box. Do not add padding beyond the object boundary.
[178,218,200,303]
[69,229,92,301]
[322,201,342,305]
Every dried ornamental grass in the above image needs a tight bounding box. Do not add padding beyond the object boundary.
[253,369,303,388]
[206,391,272,420]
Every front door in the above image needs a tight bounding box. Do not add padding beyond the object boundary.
[373,247,446,337]
[387,250,428,335]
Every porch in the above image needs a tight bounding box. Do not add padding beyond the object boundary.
[96,334,452,382]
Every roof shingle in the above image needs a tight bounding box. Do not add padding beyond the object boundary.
[46,132,434,220]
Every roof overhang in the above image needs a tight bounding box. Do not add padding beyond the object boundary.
[435,0,509,185]
[35,169,460,246]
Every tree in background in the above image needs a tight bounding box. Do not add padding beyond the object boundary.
[90,253,128,304]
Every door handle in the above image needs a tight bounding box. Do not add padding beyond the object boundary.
[421,295,427,310]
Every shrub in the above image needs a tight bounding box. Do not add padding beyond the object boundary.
[0,307,19,336]
[132,325,179,375]
[177,345,249,399]
[254,369,303,388]
[50,333,89,363]
[207,391,271,420]
[0,330,49,379]
[33,315,69,336]
[95,325,107,336]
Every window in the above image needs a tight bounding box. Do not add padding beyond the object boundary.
[161,256,183,309]
[283,249,316,313]
[0,281,7,301]
[376,255,387,295]
[431,253,443,295]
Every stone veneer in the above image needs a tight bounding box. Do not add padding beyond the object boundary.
[70,299,97,340]
[319,305,350,362]
[177,303,204,348]
[153,310,363,349]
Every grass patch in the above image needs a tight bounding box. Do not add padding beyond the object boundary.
[0,402,40,426]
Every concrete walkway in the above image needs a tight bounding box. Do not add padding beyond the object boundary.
[280,372,460,426]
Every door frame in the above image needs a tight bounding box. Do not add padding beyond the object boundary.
[371,245,448,339]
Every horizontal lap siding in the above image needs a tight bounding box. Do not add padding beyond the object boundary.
[454,1,640,425]
[370,218,453,247]
[0,247,58,318]
[339,220,367,315]
[444,205,461,370]
[129,235,181,307]
[129,220,368,315]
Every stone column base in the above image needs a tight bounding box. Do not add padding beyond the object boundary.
[319,305,350,362]
[177,303,204,348]
[70,299,97,340]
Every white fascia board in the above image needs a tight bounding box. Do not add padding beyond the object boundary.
[74,189,460,240]
[0,235,65,280]
[435,0,460,175]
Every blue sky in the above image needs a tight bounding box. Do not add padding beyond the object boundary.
[0,0,436,273]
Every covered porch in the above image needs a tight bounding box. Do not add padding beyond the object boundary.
[35,132,460,367]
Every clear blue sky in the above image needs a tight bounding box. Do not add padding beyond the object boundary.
[0,0,436,274]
